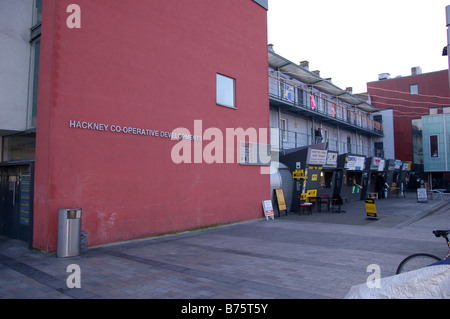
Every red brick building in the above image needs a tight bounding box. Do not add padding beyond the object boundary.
[29,0,270,251]
[367,68,450,167]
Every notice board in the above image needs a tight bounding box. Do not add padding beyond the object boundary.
[274,188,287,216]
[365,198,378,220]
[417,188,428,203]
[262,200,274,220]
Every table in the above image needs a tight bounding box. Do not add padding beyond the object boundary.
[309,195,332,212]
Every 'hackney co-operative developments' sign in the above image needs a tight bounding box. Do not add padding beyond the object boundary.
[68,120,272,170]
[68,120,202,141]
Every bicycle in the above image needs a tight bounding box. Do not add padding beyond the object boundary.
[396,230,450,274]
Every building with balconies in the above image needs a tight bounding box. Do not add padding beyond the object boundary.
[268,47,385,205]
[268,47,383,156]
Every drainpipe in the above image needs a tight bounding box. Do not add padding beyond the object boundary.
[444,114,448,171]
[446,6,449,172]
[446,6,450,91]
[277,68,282,152]
[337,126,340,154]
[278,106,281,151]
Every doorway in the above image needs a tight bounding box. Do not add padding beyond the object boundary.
[0,162,34,248]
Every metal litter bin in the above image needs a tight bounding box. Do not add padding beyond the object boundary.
[57,208,81,258]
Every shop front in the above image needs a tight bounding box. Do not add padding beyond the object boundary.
[319,151,338,197]
[399,161,412,193]
[280,147,328,212]
[385,159,403,196]
[361,157,386,199]
[335,154,366,202]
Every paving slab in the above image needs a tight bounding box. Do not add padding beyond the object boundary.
[0,193,448,301]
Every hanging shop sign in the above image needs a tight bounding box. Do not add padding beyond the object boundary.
[402,161,411,171]
[370,157,381,169]
[345,156,365,171]
[326,152,338,168]
[306,149,327,165]
[292,169,306,180]
[377,159,385,171]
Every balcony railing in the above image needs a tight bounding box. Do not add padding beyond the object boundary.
[269,75,383,135]
[271,128,384,158]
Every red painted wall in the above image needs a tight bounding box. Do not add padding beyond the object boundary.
[367,70,450,163]
[34,0,269,251]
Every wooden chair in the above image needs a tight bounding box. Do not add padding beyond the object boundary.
[306,189,318,210]
[319,194,331,211]
[298,196,313,215]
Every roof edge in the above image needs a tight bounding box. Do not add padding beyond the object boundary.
[253,0,268,10]
[268,50,378,112]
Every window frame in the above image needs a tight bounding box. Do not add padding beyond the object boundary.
[216,73,236,109]
[410,84,419,95]
[429,135,439,158]
[28,37,40,129]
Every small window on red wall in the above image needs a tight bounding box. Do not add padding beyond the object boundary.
[216,74,236,109]
[410,84,419,95]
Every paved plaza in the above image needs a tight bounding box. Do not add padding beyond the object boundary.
[0,193,449,300]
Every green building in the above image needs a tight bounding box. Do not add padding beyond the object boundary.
[422,113,450,190]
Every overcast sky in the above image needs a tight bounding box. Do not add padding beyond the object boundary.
[267,0,450,93]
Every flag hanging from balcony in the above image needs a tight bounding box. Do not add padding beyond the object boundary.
[331,103,335,117]
[284,84,294,102]
[311,95,315,110]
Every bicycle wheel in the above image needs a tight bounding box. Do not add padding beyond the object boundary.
[396,253,441,274]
